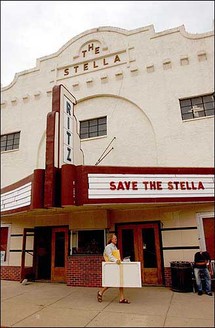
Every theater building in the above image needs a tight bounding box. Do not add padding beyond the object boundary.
[1,25,214,287]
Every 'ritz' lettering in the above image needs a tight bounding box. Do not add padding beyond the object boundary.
[64,99,73,164]
[66,147,72,162]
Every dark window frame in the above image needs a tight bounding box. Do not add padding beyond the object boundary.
[80,117,107,139]
[71,229,105,255]
[1,131,21,152]
[179,94,214,121]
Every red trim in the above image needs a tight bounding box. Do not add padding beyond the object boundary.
[61,164,76,206]
[1,205,31,215]
[31,169,45,209]
[80,165,214,175]
[1,174,33,194]
[52,85,61,113]
[44,112,57,207]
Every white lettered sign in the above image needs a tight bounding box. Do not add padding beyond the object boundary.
[88,174,214,199]
[58,85,83,167]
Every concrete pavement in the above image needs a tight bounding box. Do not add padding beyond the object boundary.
[1,280,214,327]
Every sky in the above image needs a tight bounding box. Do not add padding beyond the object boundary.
[1,1,214,87]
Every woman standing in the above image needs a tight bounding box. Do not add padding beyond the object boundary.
[97,234,130,304]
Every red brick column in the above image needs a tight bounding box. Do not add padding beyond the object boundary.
[67,255,103,287]
[0,266,21,281]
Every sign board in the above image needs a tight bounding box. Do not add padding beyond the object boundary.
[52,84,83,168]
[88,174,214,199]
[102,262,142,287]
[1,182,32,212]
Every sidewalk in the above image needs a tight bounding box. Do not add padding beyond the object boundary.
[1,280,214,327]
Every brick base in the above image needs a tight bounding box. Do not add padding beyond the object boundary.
[67,255,103,287]
[1,262,173,288]
[0,266,21,281]
[164,267,172,287]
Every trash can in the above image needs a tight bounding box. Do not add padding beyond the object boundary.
[170,261,193,292]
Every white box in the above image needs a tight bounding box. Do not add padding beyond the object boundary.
[102,262,142,287]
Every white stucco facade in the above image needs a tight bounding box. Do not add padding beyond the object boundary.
[1,25,214,188]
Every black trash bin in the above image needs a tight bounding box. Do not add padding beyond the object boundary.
[170,261,193,292]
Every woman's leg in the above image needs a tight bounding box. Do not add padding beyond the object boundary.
[99,287,109,295]
[97,287,109,301]
[119,287,124,301]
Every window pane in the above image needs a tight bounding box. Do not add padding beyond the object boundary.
[7,145,13,150]
[203,95,214,103]
[206,109,215,116]
[14,135,20,142]
[204,102,214,110]
[180,94,214,120]
[1,139,6,147]
[81,121,88,128]
[122,229,135,261]
[98,130,106,136]
[98,124,106,131]
[191,97,203,106]
[80,133,88,139]
[89,119,97,127]
[98,117,107,124]
[80,117,107,139]
[182,113,193,120]
[180,99,191,107]
[142,228,157,268]
[13,144,19,150]
[181,106,192,114]
[1,132,20,151]
[74,230,104,254]
[89,125,98,133]
[7,135,14,141]
[80,127,88,134]
[89,131,98,138]
[7,139,13,146]
[194,110,205,118]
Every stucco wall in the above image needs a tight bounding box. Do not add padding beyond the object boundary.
[1,25,214,188]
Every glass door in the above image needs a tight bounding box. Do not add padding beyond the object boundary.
[21,228,35,281]
[117,222,163,285]
[51,227,69,282]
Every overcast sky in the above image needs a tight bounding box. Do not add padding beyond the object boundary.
[1,1,214,87]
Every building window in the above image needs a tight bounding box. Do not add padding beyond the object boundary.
[1,132,20,151]
[179,94,214,120]
[71,230,105,255]
[80,117,107,139]
[0,227,9,263]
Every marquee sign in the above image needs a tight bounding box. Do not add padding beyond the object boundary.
[1,182,32,212]
[52,85,84,168]
[88,173,214,200]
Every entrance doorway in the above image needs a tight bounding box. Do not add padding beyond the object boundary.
[21,226,69,283]
[117,222,163,285]
[203,217,214,259]
[35,227,52,280]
